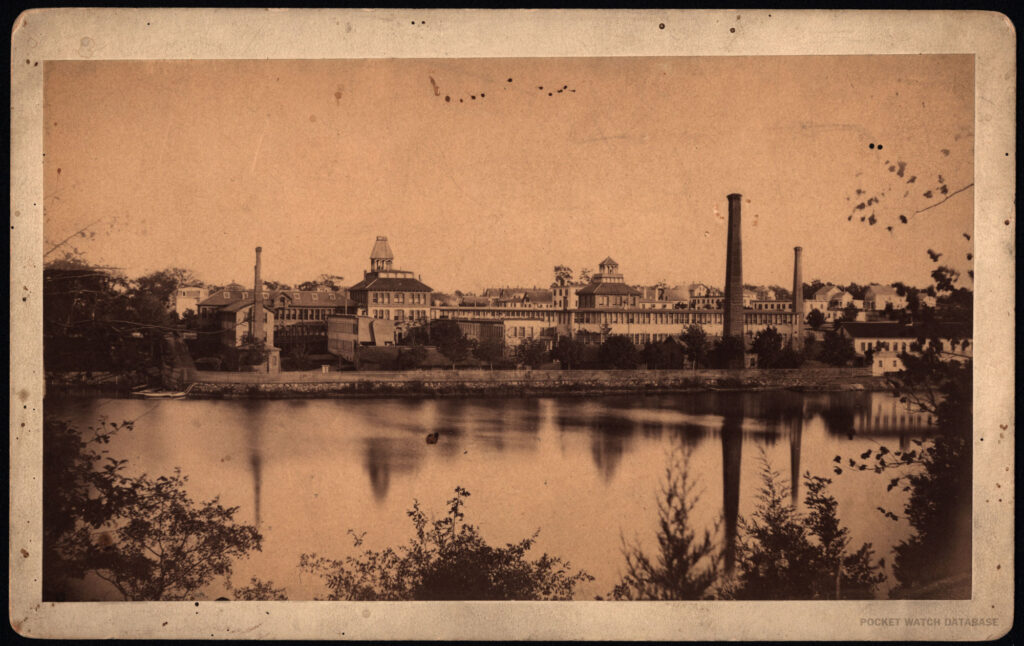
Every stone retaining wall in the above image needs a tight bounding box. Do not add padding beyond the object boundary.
[186,367,882,398]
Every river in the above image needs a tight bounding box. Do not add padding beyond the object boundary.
[47,390,931,600]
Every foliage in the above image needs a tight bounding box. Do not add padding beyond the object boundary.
[232,577,288,601]
[514,338,550,368]
[472,339,506,366]
[578,267,593,283]
[680,324,709,368]
[553,265,574,285]
[751,326,784,368]
[429,320,474,364]
[841,303,860,322]
[709,335,745,369]
[43,417,263,601]
[297,274,344,292]
[641,337,685,370]
[806,309,826,330]
[300,487,592,600]
[820,330,856,366]
[551,336,584,369]
[598,335,640,369]
[610,449,720,600]
[397,345,429,370]
[728,459,886,600]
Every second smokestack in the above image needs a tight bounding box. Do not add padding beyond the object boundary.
[723,194,745,341]
[793,246,803,349]
[253,246,263,345]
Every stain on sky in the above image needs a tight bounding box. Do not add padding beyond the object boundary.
[438,76,576,105]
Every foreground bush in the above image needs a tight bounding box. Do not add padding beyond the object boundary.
[300,487,593,600]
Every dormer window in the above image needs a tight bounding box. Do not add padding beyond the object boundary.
[312,293,318,301]
[242,292,248,299]
[224,292,232,299]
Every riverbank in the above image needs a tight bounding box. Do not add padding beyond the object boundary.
[47,367,889,399]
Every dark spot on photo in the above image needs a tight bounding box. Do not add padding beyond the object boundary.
[659,23,665,29]
[923,190,933,199]
[508,78,513,83]
[899,215,908,224]
[730,27,736,33]
[445,96,450,102]
[941,149,950,156]
[869,143,875,149]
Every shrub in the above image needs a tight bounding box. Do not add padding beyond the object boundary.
[300,487,592,600]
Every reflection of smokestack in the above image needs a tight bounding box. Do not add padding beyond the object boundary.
[721,414,743,578]
[792,247,804,350]
[789,416,802,506]
[723,194,745,341]
[253,247,263,344]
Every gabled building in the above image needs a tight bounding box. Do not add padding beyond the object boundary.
[348,236,433,324]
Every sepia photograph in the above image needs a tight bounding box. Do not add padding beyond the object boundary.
[11,9,1015,641]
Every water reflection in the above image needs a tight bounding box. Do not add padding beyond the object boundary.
[46,390,933,600]
[721,407,744,577]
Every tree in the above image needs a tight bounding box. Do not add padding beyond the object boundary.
[598,335,639,369]
[642,338,684,369]
[396,345,428,370]
[297,274,344,292]
[728,459,886,600]
[551,336,584,369]
[429,320,473,364]
[472,339,505,366]
[514,338,549,368]
[43,417,263,601]
[299,487,592,600]
[806,309,826,330]
[709,335,745,369]
[553,265,573,285]
[232,577,288,601]
[841,303,860,322]
[751,326,784,368]
[579,267,593,283]
[610,449,720,600]
[680,325,709,369]
[820,331,856,366]
[134,267,196,312]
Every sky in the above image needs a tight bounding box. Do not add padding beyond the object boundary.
[43,55,974,293]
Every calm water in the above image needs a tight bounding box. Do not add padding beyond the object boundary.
[48,390,931,600]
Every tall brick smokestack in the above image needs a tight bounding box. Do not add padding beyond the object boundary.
[723,194,745,342]
[252,246,263,345]
[792,246,804,349]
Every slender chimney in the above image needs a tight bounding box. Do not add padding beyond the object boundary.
[792,246,804,349]
[252,247,263,345]
[723,194,745,341]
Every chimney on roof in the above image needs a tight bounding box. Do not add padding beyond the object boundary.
[792,247,804,349]
[723,194,745,342]
[252,247,263,345]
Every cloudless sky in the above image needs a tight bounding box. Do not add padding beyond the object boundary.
[43,55,973,292]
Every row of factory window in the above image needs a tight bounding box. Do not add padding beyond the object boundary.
[573,311,727,325]
[370,309,430,321]
[370,292,428,305]
[278,308,335,321]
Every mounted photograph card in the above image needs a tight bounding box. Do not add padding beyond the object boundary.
[9,8,1015,641]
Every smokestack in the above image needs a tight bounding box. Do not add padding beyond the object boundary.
[792,246,804,349]
[723,194,745,341]
[253,246,263,345]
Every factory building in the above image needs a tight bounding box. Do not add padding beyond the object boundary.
[348,236,433,324]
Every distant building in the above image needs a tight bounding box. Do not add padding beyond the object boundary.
[174,285,210,317]
[576,257,641,309]
[863,284,907,311]
[198,287,357,326]
[348,236,433,325]
[551,278,585,310]
[836,321,971,363]
[216,301,275,348]
[326,314,396,362]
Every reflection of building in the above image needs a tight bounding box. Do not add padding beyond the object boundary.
[348,236,433,325]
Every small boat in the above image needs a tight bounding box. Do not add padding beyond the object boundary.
[131,388,187,399]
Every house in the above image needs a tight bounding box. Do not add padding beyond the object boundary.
[863,284,907,311]
[348,236,433,325]
[198,286,357,327]
[551,278,586,310]
[174,284,210,316]
[216,301,275,348]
